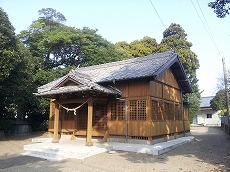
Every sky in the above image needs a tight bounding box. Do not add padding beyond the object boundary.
[1,0,230,97]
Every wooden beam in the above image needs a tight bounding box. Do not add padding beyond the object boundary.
[52,101,60,143]
[59,98,88,104]
[86,98,93,146]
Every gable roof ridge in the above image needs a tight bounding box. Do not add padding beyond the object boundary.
[153,51,178,78]
[75,51,173,71]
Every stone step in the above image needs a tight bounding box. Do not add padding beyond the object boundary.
[22,151,65,161]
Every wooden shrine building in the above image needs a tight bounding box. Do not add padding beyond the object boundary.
[36,51,192,145]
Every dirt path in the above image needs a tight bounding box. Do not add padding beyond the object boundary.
[0,126,229,172]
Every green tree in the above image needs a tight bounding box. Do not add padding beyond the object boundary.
[38,8,66,24]
[0,7,19,80]
[208,0,230,18]
[157,23,199,81]
[18,9,131,69]
[186,83,201,123]
[210,89,228,115]
[116,36,158,58]
[0,8,37,131]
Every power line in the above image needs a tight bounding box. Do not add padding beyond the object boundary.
[149,0,166,29]
[190,0,221,55]
[196,0,221,55]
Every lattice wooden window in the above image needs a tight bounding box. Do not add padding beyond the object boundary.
[111,102,117,120]
[152,100,158,120]
[164,102,169,120]
[130,100,137,120]
[129,100,146,120]
[169,103,174,120]
[138,100,146,120]
[159,100,164,120]
[175,103,181,120]
[117,102,125,120]
[110,101,125,121]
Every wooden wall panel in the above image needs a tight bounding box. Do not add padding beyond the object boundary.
[159,68,180,89]
[148,120,187,137]
[163,85,182,103]
[128,81,148,97]
[108,121,126,135]
[149,122,166,136]
[128,121,151,136]
[62,120,76,130]
[116,81,149,98]
[163,85,170,101]
[174,89,182,103]
[149,81,163,98]
[116,82,128,98]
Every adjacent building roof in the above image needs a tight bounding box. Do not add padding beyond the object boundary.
[36,50,192,97]
[200,96,214,108]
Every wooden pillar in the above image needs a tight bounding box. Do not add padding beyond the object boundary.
[52,101,60,143]
[86,98,93,146]
[49,99,55,130]
[146,96,152,140]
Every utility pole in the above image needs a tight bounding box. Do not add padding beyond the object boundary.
[222,58,230,134]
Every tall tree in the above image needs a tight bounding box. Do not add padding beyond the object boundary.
[208,0,230,18]
[157,23,199,82]
[0,8,35,131]
[0,7,19,80]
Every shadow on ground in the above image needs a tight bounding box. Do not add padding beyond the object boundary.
[0,131,48,142]
[0,154,69,172]
[0,155,44,169]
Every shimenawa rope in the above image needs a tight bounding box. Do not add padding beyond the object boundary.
[56,98,91,115]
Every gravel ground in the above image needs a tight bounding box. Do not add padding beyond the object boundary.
[0,126,230,172]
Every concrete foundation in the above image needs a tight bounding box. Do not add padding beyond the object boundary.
[23,135,194,161]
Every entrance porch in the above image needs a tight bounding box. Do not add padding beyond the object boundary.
[49,96,114,145]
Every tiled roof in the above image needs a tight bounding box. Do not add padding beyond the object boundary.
[200,96,214,108]
[73,51,174,82]
[36,51,192,97]
[36,72,121,97]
